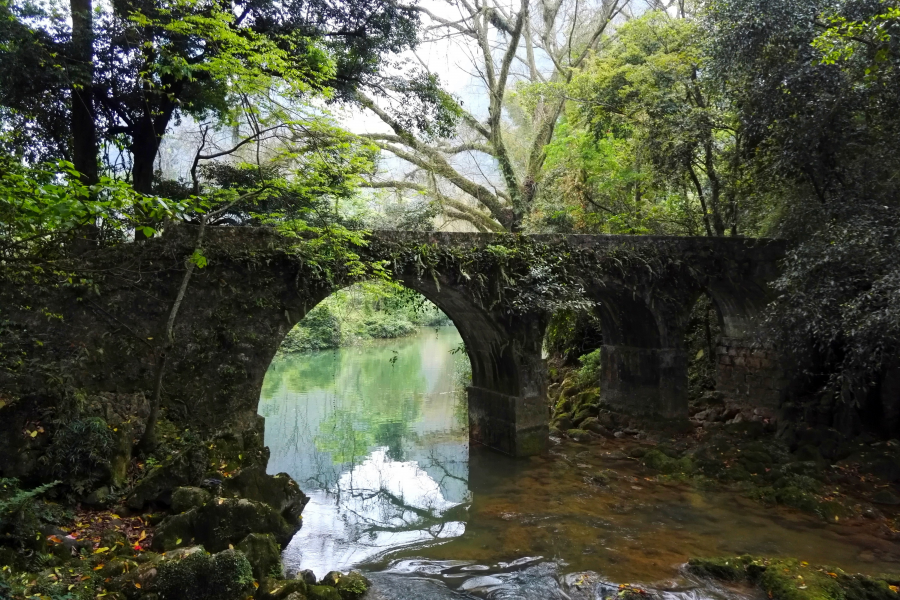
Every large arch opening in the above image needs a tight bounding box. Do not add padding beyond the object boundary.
[257,280,472,577]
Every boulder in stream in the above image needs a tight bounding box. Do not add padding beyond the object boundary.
[152,497,299,552]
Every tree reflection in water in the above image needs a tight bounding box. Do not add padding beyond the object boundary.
[258,327,471,578]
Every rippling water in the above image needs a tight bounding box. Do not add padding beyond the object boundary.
[258,326,900,598]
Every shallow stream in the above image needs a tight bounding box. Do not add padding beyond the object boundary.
[258,327,900,599]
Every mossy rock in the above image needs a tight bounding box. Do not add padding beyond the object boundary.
[574,389,600,407]
[642,449,693,475]
[222,465,309,525]
[572,406,598,425]
[171,486,211,513]
[237,532,282,580]
[687,557,746,581]
[689,555,900,600]
[336,572,370,600]
[553,413,573,431]
[306,584,342,600]
[566,429,592,443]
[152,498,299,553]
[581,417,613,438]
[154,548,253,600]
[126,446,208,509]
[256,578,308,600]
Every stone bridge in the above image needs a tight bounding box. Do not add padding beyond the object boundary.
[1,227,786,459]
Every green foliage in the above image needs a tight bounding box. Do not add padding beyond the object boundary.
[814,1,900,77]
[575,349,603,388]
[46,418,115,496]
[532,11,755,237]
[0,154,197,261]
[544,309,604,365]
[279,280,450,353]
[766,206,900,418]
[0,478,59,550]
[154,548,254,600]
[0,0,419,189]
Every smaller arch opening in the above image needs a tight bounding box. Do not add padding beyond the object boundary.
[258,280,472,577]
[543,307,605,434]
[684,293,724,404]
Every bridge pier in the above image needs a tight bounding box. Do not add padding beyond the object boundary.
[467,387,548,456]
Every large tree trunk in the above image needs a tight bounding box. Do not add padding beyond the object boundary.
[131,121,162,195]
[704,139,726,236]
[70,0,98,186]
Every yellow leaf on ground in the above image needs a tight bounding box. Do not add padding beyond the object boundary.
[138,531,147,542]
[93,547,109,554]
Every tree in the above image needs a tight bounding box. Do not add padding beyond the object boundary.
[0,0,419,196]
[360,0,631,232]
[707,0,900,425]
[705,0,900,210]
[538,11,759,236]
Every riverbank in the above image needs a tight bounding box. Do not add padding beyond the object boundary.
[0,415,372,600]
[278,281,451,354]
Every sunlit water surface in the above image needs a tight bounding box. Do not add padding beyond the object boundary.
[259,327,900,599]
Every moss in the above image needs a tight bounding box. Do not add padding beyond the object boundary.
[566,429,593,443]
[687,557,746,581]
[307,584,342,600]
[152,497,298,553]
[171,486,211,513]
[126,445,209,510]
[257,578,308,600]
[689,555,900,600]
[237,532,282,580]
[336,572,370,600]
[154,548,253,600]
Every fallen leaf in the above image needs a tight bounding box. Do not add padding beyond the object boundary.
[94,565,104,571]
[93,547,109,554]
[176,538,182,545]
[138,531,147,542]
[135,583,141,589]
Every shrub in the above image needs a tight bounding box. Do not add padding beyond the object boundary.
[0,478,59,549]
[575,349,603,387]
[46,417,114,496]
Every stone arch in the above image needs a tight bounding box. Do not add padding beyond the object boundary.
[586,281,690,419]
[688,276,785,408]
[267,275,549,457]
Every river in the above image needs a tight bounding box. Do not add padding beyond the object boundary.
[258,327,899,599]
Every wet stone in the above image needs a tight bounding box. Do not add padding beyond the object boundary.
[171,486,211,514]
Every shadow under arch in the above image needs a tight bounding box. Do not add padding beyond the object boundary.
[586,281,689,418]
[685,276,785,408]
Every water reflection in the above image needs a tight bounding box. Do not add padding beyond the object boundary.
[258,327,470,577]
[260,325,900,591]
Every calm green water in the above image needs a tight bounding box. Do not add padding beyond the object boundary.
[258,327,470,578]
[259,327,900,599]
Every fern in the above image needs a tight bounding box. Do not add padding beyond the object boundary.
[0,478,58,518]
